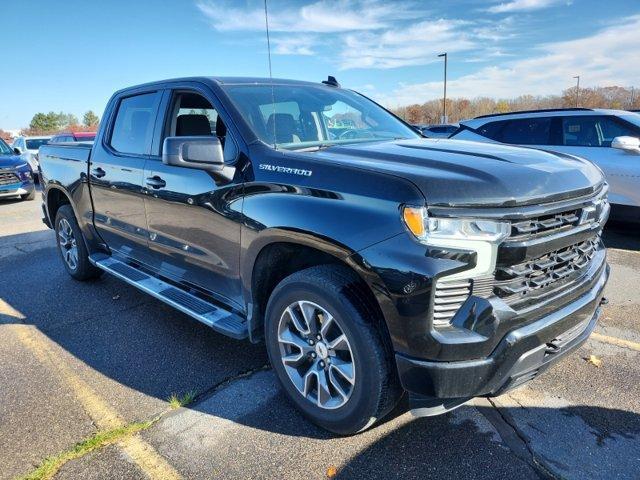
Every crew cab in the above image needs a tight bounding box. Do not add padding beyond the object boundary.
[39,77,610,434]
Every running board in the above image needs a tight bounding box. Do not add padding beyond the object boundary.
[89,254,248,339]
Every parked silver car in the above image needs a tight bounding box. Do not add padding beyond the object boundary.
[11,136,52,177]
[450,108,640,221]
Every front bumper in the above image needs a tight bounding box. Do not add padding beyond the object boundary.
[0,182,34,198]
[396,260,609,401]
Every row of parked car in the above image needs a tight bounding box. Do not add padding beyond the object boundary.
[0,131,95,202]
[3,106,640,221]
[416,108,640,221]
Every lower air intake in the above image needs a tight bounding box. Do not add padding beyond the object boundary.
[433,279,472,325]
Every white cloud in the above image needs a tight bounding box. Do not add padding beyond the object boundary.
[196,0,420,33]
[272,36,316,55]
[487,0,565,14]
[339,19,477,69]
[374,15,640,106]
[196,0,434,64]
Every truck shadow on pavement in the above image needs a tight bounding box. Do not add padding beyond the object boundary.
[602,221,640,251]
[328,404,640,480]
[0,231,639,479]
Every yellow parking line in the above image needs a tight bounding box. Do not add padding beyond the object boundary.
[0,298,26,320]
[591,332,640,352]
[9,322,182,480]
[120,436,181,480]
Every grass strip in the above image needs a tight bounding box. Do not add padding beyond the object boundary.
[167,391,196,409]
[18,420,155,480]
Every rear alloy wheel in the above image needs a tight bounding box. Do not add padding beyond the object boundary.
[265,265,401,435]
[54,205,103,281]
[58,218,79,271]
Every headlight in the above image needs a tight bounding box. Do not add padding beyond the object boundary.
[17,164,33,182]
[403,206,509,243]
[403,206,510,326]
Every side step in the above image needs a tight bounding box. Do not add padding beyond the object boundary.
[89,254,248,339]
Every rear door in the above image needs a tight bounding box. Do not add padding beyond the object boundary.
[89,89,162,264]
[142,85,244,308]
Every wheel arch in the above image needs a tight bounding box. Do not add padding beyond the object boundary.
[45,185,74,225]
[243,229,391,349]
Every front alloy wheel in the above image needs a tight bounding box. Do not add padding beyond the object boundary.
[278,300,355,409]
[265,265,402,435]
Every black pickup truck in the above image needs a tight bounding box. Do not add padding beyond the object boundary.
[39,77,610,434]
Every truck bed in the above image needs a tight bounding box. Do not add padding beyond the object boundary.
[39,142,92,187]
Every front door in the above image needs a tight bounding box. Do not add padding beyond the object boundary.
[142,88,244,308]
[549,115,640,208]
[90,90,162,265]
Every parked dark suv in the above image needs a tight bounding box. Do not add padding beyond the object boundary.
[39,77,609,434]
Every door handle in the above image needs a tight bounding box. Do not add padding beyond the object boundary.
[145,176,166,189]
[91,167,106,178]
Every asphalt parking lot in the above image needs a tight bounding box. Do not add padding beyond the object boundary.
[1,194,638,480]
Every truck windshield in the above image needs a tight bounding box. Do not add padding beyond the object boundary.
[222,84,420,150]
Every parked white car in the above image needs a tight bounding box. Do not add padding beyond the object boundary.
[450,109,640,221]
[11,136,51,177]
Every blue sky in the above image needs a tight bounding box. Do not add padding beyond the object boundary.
[2,0,639,130]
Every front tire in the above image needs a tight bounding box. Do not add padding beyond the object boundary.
[54,205,103,281]
[265,265,401,435]
[20,190,35,201]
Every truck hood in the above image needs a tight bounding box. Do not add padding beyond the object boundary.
[0,155,28,170]
[314,138,605,207]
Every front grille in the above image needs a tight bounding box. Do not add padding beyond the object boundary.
[433,279,472,324]
[0,172,19,186]
[494,235,599,304]
[510,209,581,239]
[432,190,607,325]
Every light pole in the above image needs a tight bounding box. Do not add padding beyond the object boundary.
[573,75,580,107]
[438,53,447,123]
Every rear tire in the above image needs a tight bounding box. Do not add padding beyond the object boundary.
[265,265,401,435]
[54,205,103,281]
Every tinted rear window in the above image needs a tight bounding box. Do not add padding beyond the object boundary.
[75,134,95,142]
[110,92,160,155]
[26,139,49,149]
[498,118,552,145]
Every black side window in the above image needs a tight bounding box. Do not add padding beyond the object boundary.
[497,117,552,145]
[167,91,238,163]
[561,116,640,147]
[110,92,161,155]
[476,121,506,141]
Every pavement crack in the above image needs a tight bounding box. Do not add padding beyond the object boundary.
[484,397,561,480]
[171,363,272,415]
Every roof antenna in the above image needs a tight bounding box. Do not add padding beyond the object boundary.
[264,0,277,148]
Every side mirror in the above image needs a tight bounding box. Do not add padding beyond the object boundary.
[611,136,640,153]
[162,136,224,171]
[13,147,22,155]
